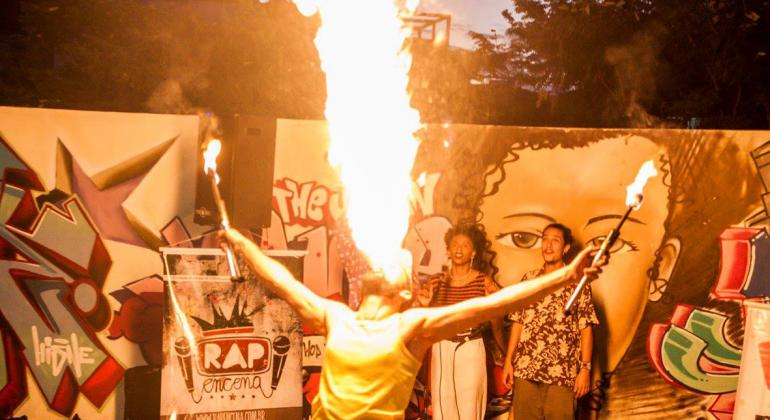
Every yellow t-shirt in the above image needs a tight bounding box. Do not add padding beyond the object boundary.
[312,313,422,419]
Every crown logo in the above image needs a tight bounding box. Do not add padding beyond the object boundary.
[191,295,261,331]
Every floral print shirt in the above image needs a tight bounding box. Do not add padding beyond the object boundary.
[508,267,599,387]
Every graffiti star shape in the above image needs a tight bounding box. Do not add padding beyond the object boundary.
[47,139,175,248]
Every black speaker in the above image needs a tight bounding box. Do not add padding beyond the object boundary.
[124,366,160,420]
[194,115,276,229]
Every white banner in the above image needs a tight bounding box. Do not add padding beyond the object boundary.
[734,301,770,419]
[159,247,305,420]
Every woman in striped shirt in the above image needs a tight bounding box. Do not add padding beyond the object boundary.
[429,224,504,420]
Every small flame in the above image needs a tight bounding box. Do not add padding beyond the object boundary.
[626,160,658,209]
[203,139,222,184]
[304,0,422,280]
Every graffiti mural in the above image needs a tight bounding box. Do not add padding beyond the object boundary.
[0,106,199,418]
[645,141,770,419]
[1,107,769,419]
[0,139,123,416]
[265,121,770,419]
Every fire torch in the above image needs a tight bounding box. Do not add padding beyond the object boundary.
[564,160,658,315]
[203,139,244,282]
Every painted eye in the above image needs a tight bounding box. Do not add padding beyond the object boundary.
[587,236,638,254]
[496,231,542,249]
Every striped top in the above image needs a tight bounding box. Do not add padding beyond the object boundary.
[431,271,487,307]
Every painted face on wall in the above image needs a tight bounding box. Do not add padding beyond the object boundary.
[479,136,679,372]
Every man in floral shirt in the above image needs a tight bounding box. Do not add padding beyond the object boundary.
[502,223,599,419]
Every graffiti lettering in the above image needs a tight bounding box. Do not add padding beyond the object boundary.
[272,178,344,227]
[410,173,441,217]
[650,306,741,394]
[301,336,325,368]
[31,326,95,379]
[302,342,322,359]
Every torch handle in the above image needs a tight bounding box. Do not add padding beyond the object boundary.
[564,228,619,315]
[224,246,243,280]
[207,171,244,282]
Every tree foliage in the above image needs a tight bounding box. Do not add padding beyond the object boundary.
[499,0,770,127]
[0,0,325,118]
[0,0,767,128]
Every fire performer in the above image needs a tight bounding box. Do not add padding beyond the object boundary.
[218,228,605,419]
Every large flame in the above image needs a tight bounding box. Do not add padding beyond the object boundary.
[299,0,422,278]
[203,139,222,183]
[626,160,658,209]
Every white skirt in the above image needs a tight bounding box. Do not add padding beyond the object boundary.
[431,338,487,420]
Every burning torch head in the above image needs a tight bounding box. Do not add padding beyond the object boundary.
[625,160,658,210]
[203,139,222,182]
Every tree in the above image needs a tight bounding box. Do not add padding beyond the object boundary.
[499,0,770,128]
[0,0,326,119]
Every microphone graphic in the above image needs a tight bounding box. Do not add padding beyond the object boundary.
[175,336,201,402]
[271,336,290,390]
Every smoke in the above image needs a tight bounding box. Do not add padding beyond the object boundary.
[146,79,193,115]
[604,22,674,128]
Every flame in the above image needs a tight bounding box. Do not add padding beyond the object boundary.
[203,139,222,183]
[301,0,422,279]
[625,160,658,209]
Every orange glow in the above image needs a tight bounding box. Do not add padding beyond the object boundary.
[626,160,658,209]
[203,139,222,184]
[304,0,422,279]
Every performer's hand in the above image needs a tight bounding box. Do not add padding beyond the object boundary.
[217,228,249,254]
[567,246,595,280]
[502,361,514,389]
[567,246,608,282]
[574,368,590,398]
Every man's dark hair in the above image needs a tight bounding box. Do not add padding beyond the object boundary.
[543,223,573,247]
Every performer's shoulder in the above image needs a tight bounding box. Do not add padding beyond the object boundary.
[325,299,355,319]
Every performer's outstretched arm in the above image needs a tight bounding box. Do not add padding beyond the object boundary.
[406,247,602,343]
[219,229,330,333]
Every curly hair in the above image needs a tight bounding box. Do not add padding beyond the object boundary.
[454,127,761,416]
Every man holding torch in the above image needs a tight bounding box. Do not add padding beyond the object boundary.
[502,223,598,420]
[217,228,605,419]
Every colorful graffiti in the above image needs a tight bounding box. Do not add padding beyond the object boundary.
[2,108,770,419]
[0,137,123,416]
[0,107,199,419]
[647,141,770,420]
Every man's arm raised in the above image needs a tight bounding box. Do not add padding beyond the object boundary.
[405,247,603,343]
[219,229,330,334]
